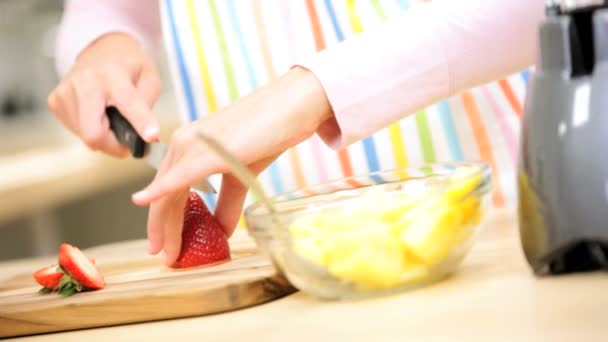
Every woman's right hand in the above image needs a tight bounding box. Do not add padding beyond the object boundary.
[47,32,162,157]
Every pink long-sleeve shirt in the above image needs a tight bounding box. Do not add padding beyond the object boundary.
[54,0,545,208]
[55,0,544,149]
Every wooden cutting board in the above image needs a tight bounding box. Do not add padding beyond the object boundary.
[0,229,297,338]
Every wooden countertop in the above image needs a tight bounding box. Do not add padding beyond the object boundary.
[1,208,607,341]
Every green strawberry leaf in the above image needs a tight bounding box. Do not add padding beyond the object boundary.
[54,272,89,297]
[59,286,77,297]
[57,274,72,289]
[38,287,52,295]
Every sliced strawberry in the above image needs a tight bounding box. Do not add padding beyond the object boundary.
[171,191,231,269]
[33,265,63,290]
[58,243,105,290]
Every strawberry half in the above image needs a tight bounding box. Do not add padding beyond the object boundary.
[58,243,105,290]
[33,265,63,290]
[171,191,231,269]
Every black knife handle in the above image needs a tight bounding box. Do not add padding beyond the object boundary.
[106,106,146,158]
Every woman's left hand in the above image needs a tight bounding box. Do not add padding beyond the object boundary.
[131,66,334,266]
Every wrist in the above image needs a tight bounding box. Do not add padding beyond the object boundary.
[283,65,335,137]
[76,32,145,65]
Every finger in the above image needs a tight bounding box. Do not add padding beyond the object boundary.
[215,174,249,237]
[101,69,160,142]
[48,83,79,135]
[146,201,164,255]
[146,148,176,255]
[162,189,189,266]
[72,75,129,157]
[136,63,162,106]
[215,155,278,236]
[132,159,216,206]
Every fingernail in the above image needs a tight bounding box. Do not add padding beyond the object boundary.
[132,190,148,203]
[144,124,159,140]
[147,241,155,255]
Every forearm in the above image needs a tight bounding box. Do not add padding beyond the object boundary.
[299,0,545,148]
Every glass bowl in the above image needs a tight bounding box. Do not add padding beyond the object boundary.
[243,161,492,300]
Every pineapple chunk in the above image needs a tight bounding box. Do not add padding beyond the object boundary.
[325,225,404,290]
[293,237,326,266]
[444,167,482,201]
[341,188,428,223]
[286,165,486,291]
[400,199,464,265]
[399,263,430,285]
[289,213,324,238]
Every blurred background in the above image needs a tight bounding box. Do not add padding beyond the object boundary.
[0,0,178,261]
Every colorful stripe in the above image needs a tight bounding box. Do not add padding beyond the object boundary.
[322,0,359,186]
[225,0,283,195]
[279,1,298,62]
[415,111,436,163]
[209,0,239,102]
[252,0,307,189]
[252,1,276,80]
[395,0,409,10]
[371,0,387,19]
[226,0,257,91]
[168,0,216,208]
[345,0,383,173]
[437,101,463,160]
[226,0,284,194]
[305,0,327,52]
[324,0,345,41]
[164,0,197,122]
[370,0,409,169]
[185,0,217,112]
[521,70,530,84]
[498,79,523,117]
[296,1,330,183]
[480,86,517,163]
[461,91,505,206]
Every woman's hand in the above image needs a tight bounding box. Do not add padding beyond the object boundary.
[47,32,162,157]
[131,66,334,265]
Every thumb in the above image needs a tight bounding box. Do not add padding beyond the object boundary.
[215,156,278,236]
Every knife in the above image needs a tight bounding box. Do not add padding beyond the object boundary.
[106,106,216,194]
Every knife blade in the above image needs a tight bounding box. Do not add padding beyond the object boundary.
[106,106,216,194]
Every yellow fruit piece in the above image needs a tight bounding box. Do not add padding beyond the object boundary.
[286,166,487,291]
[444,168,482,202]
[325,226,404,290]
[340,188,428,224]
[400,199,464,266]
[288,213,324,238]
[399,263,430,285]
[390,194,444,234]
[293,237,326,266]
[459,196,482,226]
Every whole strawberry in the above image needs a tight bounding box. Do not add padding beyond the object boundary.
[171,191,231,269]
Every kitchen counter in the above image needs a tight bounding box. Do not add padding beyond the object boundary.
[0,143,152,225]
[0,96,179,225]
[1,208,607,341]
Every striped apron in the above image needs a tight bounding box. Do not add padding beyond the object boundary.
[158,0,527,223]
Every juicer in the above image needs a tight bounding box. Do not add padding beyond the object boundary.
[519,0,608,274]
